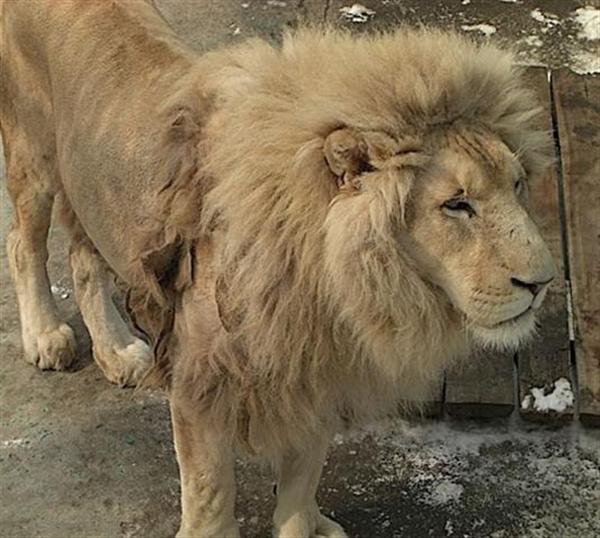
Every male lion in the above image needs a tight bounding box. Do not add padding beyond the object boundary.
[1,0,556,536]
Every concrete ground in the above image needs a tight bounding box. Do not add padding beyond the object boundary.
[1,1,599,537]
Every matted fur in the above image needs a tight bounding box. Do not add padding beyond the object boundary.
[128,28,553,455]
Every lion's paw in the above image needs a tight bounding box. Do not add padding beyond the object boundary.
[32,323,77,370]
[176,520,240,538]
[274,512,347,538]
[94,338,153,387]
[315,514,348,538]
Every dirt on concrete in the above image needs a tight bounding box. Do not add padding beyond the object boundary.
[1,2,599,537]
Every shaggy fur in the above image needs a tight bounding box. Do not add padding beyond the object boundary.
[1,1,556,535]
[131,29,554,454]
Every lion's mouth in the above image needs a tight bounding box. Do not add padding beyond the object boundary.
[489,307,533,329]
[467,306,538,349]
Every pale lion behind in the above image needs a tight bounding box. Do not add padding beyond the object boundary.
[0,1,556,536]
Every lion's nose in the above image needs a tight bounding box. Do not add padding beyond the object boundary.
[511,276,553,301]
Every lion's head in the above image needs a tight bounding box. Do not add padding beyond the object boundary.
[323,124,556,352]
[165,28,560,408]
[131,28,561,445]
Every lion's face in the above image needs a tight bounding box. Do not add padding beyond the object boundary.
[406,136,556,348]
[324,127,556,350]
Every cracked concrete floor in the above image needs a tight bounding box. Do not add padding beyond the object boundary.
[1,1,599,537]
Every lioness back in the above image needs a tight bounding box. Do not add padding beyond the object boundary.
[1,0,197,280]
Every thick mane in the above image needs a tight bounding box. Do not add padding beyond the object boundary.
[201,27,550,173]
[138,28,551,453]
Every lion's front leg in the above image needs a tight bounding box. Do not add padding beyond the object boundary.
[273,436,347,538]
[170,397,239,538]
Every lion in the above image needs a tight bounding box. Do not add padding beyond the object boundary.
[1,1,556,536]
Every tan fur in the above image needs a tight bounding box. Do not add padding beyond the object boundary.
[1,1,556,536]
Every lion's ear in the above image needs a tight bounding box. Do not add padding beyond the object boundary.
[323,128,372,190]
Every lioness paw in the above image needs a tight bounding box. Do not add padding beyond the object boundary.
[32,323,77,371]
[94,338,153,387]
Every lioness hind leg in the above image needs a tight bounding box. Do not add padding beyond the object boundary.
[273,437,347,538]
[69,236,152,387]
[5,157,76,370]
[170,397,239,538]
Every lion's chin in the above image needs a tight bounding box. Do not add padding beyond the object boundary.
[468,309,538,351]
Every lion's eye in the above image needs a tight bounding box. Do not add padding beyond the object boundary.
[441,199,476,218]
[515,178,525,196]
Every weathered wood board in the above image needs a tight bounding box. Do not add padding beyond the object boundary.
[445,350,515,419]
[517,68,573,423]
[421,374,445,419]
[553,70,600,426]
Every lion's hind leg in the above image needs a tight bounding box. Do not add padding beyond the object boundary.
[5,145,76,370]
[68,233,152,387]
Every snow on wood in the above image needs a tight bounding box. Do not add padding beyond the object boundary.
[521,378,574,413]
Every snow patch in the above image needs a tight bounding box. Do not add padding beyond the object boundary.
[521,378,574,413]
[461,0,471,5]
[340,4,376,23]
[570,48,600,74]
[429,480,464,505]
[530,9,560,27]
[461,23,497,36]
[573,6,600,41]
[522,35,543,48]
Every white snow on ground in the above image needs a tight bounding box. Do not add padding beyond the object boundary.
[461,23,497,36]
[573,6,600,41]
[334,417,600,537]
[570,49,600,74]
[429,480,464,506]
[521,378,574,413]
[530,8,560,26]
[340,4,376,23]
[522,35,543,48]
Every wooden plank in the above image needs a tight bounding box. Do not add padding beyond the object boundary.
[421,374,444,419]
[553,70,600,427]
[399,374,444,420]
[445,350,515,419]
[517,68,573,423]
